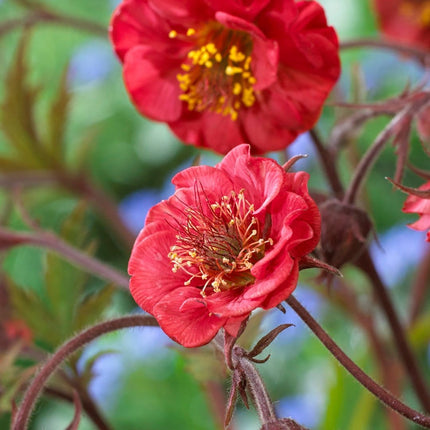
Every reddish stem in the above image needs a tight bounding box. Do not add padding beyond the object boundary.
[286,295,430,428]
[356,251,430,412]
[340,38,430,63]
[12,315,158,430]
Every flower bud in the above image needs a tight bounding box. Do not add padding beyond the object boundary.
[319,199,372,269]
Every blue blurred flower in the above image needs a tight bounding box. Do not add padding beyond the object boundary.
[276,393,323,428]
[262,287,324,344]
[69,41,115,87]
[370,225,427,287]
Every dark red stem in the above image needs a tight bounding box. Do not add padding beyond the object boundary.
[12,315,159,430]
[356,251,430,412]
[286,295,430,428]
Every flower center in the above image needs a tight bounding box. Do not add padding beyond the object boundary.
[168,189,272,296]
[170,24,257,121]
[400,0,430,27]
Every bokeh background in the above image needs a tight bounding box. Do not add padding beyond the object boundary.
[0,0,429,429]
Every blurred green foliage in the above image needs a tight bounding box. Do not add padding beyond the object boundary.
[0,0,429,429]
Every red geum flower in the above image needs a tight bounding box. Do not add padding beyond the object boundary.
[110,0,340,154]
[128,144,320,347]
[373,0,430,50]
[403,180,430,241]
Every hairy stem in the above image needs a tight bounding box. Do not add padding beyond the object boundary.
[356,251,430,412]
[309,129,344,197]
[409,244,430,325]
[340,38,430,64]
[12,315,159,430]
[0,227,129,289]
[343,108,406,205]
[44,387,112,430]
[286,295,430,428]
[234,349,277,425]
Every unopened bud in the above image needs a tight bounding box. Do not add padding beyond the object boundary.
[319,199,372,269]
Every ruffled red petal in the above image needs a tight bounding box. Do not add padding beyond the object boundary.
[123,46,183,122]
[153,287,227,347]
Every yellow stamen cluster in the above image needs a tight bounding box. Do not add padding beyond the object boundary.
[171,26,257,121]
[167,189,272,296]
[400,1,430,26]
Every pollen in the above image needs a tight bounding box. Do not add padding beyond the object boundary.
[172,24,257,122]
[168,188,273,296]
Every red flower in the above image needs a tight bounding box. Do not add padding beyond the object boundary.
[128,144,320,347]
[403,180,430,241]
[373,0,430,50]
[110,0,340,154]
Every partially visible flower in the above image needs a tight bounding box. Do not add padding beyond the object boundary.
[128,144,320,347]
[403,180,430,241]
[373,0,430,50]
[110,0,340,154]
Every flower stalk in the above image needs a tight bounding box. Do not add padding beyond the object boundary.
[12,315,158,430]
[286,295,430,428]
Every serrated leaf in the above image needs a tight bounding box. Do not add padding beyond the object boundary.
[74,285,115,331]
[45,66,71,164]
[44,202,92,338]
[0,32,44,167]
[72,125,99,174]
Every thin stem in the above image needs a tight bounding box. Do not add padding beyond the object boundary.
[0,171,136,250]
[235,349,277,425]
[409,243,430,325]
[286,295,430,428]
[356,251,430,412]
[12,315,159,430]
[0,11,107,39]
[309,129,344,198]
[44,387,112,430]
[322,281,405,428]
[343,108,405,205]
[340,38,430,63]
[0,227,129,289]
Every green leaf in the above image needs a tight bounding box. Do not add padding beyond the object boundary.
[45,66,71,164]
[0,32,44,167]
[44,202,92,338]
[74,285,115,332]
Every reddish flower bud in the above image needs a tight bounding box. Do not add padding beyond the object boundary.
[319,199,372,269]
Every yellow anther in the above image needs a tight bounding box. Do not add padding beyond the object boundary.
[168,30,177,38]
[244,57,252,70]
[215,53,222,62]
[248,76,257,85]
[181,64,191,71]
[421,4,430,25]
[233,82,242,95]
[225,66,243,76]
[206,43,217,54]
[187,28,196,36]
[230,109,238,121]
[198,51,210,65]
[205,61,213,68]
